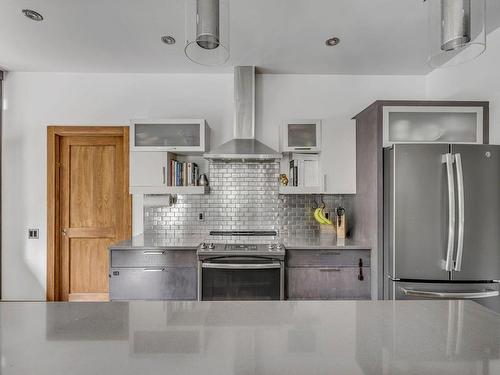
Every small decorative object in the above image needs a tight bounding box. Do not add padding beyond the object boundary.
[169,195,177,206]
[198,173,209,186]
[279,173,289,186]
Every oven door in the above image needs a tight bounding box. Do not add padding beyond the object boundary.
[200,257,284,301]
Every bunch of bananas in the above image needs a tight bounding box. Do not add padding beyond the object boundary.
[313,207,332,225]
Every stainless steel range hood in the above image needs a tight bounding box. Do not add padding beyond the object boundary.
[204,66,281,161]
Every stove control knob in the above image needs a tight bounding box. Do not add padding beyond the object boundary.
[200,243,207,249]
[268,244,276,250]
[208,243,215,249]
[276,244,284,250]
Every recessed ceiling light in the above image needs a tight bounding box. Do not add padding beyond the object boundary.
[161,36,176,45]
[22,9,44,21]
[325,37,340,47]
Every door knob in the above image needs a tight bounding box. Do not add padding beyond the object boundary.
[62,229,68,236]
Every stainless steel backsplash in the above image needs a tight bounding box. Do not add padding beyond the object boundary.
[144,162,352,237]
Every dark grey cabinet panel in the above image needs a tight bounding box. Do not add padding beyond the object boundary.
[287,250,370,267]
[109,249,198,301]
[109,267,197,300]
[110,249,197,268]
[287,267,371,300]
[286,248,371,300]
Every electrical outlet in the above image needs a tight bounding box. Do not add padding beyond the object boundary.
[198,212,204,221]
[28,229,39,239]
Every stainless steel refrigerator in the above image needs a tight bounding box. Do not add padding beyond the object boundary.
[384,144,500,313]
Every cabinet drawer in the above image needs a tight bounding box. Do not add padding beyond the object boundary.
[287,250,370,267]
[287,267,371,300]
[110,250,197,268]
[109,267,197,300]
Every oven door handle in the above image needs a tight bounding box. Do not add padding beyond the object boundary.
[201,261,282,270]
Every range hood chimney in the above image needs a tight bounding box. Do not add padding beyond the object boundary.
[204,66,282,161]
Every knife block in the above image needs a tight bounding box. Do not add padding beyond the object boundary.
[336,213,347,239]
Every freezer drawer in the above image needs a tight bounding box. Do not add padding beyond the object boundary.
[390,281,500,313]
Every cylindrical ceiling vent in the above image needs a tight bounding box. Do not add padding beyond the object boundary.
[427,0,486,68]
[185,0,229,66]
[196,0,220,50]
[441,0,471,51]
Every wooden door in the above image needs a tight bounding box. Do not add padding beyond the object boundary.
[47,127,131,301]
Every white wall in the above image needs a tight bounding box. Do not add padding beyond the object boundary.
[1,72,425,300]
[426,27,500,144]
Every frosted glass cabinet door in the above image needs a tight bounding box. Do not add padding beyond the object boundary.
[383,107,483,147]
[281,120,322,152]
[131,119,207,152]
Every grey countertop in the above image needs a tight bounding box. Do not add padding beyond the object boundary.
[110,233,370,251]
[1,300,499,374]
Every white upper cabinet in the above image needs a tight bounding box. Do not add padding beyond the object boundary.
[281,119,322,153]
[131,119,209,153]
[383,106,484,147]
[130,151,168,189]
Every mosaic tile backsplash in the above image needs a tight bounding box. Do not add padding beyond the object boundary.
[144,162,352,238]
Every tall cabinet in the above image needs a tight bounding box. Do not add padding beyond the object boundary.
[351,100,489,299]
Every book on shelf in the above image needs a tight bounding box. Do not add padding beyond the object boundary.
[289,160,298,187]
[169,159,200,187]
[288,154,319,188]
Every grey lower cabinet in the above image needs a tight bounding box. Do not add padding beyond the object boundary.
[109,249,197,301]
[286,249,371,300]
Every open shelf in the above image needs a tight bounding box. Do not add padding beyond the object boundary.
[279,152,323,195]
[165,186,209,195]
[279,186,323,195]
[130,185,209,195]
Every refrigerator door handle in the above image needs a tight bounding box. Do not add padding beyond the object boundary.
[400,288,499,299]
[442,153,456,272]
[454,153,465,271]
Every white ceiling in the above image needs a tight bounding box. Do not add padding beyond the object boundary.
[0,0,499,75]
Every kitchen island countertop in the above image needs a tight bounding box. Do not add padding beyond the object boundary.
[110,233,370,251]
[1,300,499,375]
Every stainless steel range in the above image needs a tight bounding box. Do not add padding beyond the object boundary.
[197,231,285,301]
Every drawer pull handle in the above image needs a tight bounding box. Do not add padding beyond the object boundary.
[358,258,364,281]
[319,268,341,272]
[143,251,165,255]
[316,251,341,256]
[143,267,165,272]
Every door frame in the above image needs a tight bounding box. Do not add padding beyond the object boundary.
[46,126,131,301]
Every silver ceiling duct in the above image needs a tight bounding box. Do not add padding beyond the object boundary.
[441,0,471,51]
[427,0,486,68]
[196,0,220,50]
[185,0,229,66]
